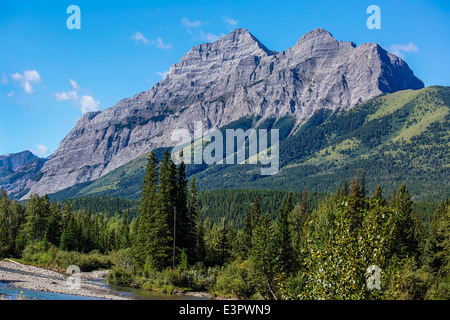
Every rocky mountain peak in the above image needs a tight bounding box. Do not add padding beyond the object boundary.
[170,28,274,79]
[296,27,334,43]
[8,28,425,199]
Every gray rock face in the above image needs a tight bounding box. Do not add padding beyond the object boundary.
[15,28,424,199]
[0,151,38,172]
[0,151,47,196]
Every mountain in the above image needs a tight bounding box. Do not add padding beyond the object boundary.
[8,28,424,199]
[0,151,47,196]
[0,151,38,172]
[48,86,449,203]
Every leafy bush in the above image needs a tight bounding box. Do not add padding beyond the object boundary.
[107,267,134,287]
[214,259,256,299]
[21,243,112,272]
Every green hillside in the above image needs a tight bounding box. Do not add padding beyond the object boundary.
[49,86,450,202]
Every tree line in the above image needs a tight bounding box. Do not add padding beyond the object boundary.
[0,151,449,299]
[0,192,132,258]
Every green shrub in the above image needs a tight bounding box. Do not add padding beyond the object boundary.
[21,244,112,272]
[113,248,136,273]
[107,267,134,287]
[214,259,256,299]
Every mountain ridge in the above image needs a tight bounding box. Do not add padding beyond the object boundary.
[3,28,424,199]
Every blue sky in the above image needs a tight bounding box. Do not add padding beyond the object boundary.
[0,0,449,157]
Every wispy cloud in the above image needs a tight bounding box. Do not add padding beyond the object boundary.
[199,30,221,43]
[181,17,225,43]
[131,32,173,50]
[131,31,150,45]
[70,79,81,91]
[54,79,100,114]
[152,38,173,50]
[181,18,202,29]
[223,17,238,28]
[7,91,15,97]
[11,70,41,94]
[28,144,50,156]
[55,90,78,101]
[389,42,419,59]
[156,71,169,79]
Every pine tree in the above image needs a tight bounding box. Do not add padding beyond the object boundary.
[9,199,26,255]
[241,210,253,258]
[342,180,349,198]
[119,210,130,249]
[187,176,204,263]
[133,152,159,268]
[215,218,230,265]
[0,190,11,257]
[301,187,308,213]
[251,197,261,228]
[175,152,189,253]
[46,199,62,247]
[371,185,387,207]
[60,207,78,251]
[277,193,295,274]
[335,187,341,202]
[346,176,362,231]
[154,150,177,269]
[23,194,50,243]
[360,171,367,209]
[390,184,423,262]
[251,214,278,300]
[289,189,309,256]
[425,199,450,276]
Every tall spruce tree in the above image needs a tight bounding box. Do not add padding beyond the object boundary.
[390,184,424,262]
[133,152,159,269]
[175,152,189,253]
[277,193,295,274]
[289,188,309,256]
[425,199,450,276]
[155,150,177,269]
[23,194,50,243]
[187,176,204,263]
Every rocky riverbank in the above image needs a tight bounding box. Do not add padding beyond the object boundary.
[0,260,129,300]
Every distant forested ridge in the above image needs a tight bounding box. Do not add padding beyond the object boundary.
[47,86,449,203]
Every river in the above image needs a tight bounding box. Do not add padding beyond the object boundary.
[0,279,211,300]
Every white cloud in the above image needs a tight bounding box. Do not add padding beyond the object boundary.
[70,79,81,91]
[131,31,150,45]
[24,70,41,82]
[55,79,100,114]
[80,95,100,114]
[389,42,419,59]
[200,31,221,42]
[223,17,238,28]
[132,32,173,50]
[55,90,78,101]
[152,38,173,50]
[181,18,202,28]
[7,91,15,97]
[11,70,41,94]
[156,71,169,79]
[28,144,50,156]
